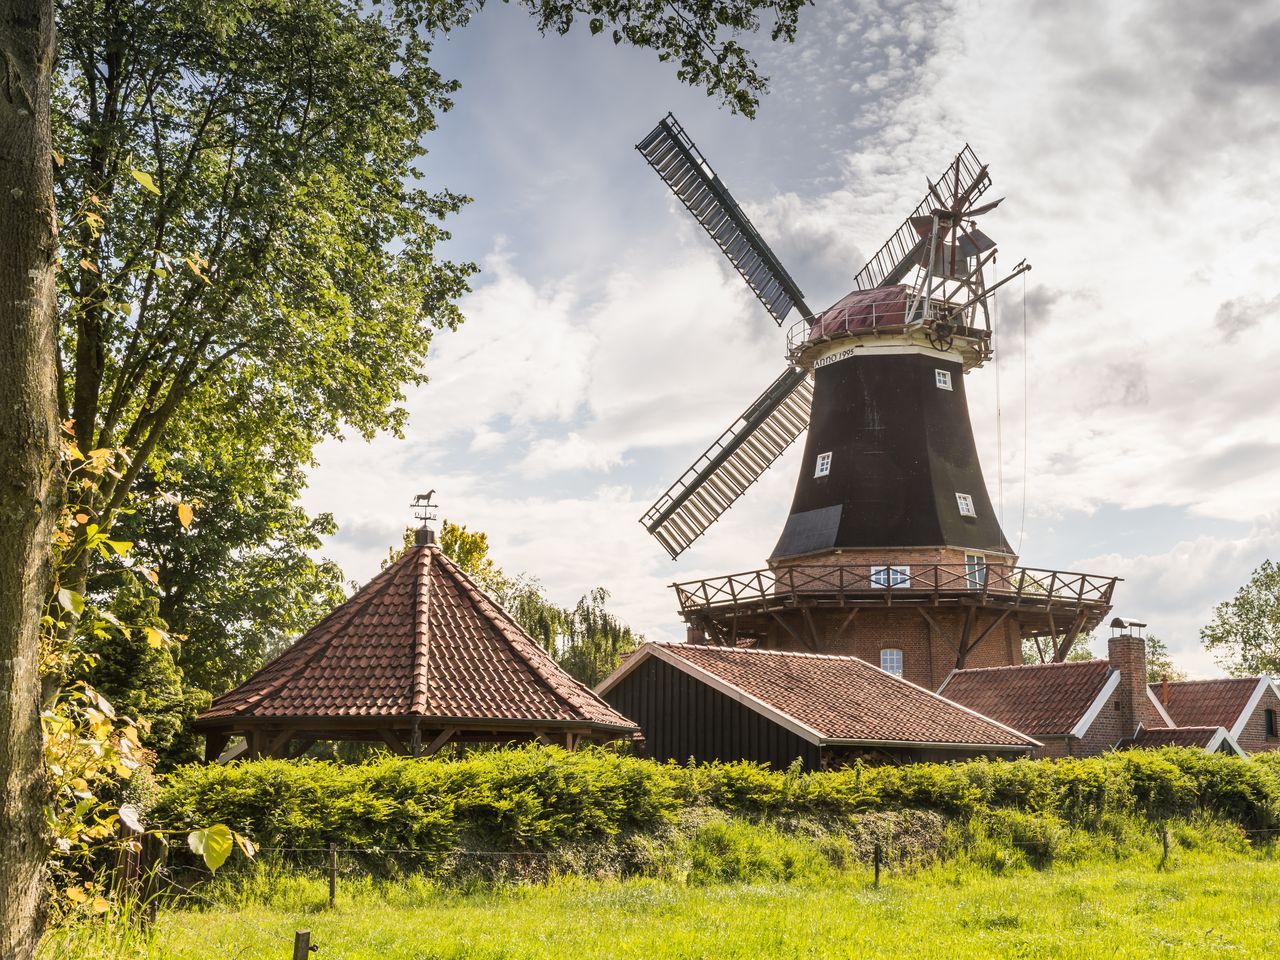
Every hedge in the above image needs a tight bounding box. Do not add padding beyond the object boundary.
[148,745,1280,858]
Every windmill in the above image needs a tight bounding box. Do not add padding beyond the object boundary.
[636,113,1029,562]
[633,115,1118,687]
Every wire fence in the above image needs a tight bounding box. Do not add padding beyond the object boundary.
[103,823,1280,959]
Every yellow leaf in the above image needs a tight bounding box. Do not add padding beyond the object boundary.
[52,148,65,167]
[130,168,161,195]
[143,567,159,585]
[177,502,194,528]
[79,258,99,274]
[143,626,167,649]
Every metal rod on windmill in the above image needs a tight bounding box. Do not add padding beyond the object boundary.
[635,114,1030,562]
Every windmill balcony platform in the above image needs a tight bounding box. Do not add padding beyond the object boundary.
[673,563,1121,640]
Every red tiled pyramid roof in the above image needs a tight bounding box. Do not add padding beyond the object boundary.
[636,643,1036,748]
[1151,678,1259,730]
[940,659,1114,737]
[197,544,637,732]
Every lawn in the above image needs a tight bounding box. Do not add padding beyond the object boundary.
[43,852,1280,959]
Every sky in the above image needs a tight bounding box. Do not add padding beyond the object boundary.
[301,0,1280,677]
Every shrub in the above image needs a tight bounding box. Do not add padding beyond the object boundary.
[150,745,1280,874]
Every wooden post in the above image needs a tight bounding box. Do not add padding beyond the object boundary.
[142,833,168,926]
[328,843,337,909]
[873,842,882,888]
[1159,826,1169,869]
[293,930,312,959]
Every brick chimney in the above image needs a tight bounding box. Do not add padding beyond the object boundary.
[1108,618,1148,737]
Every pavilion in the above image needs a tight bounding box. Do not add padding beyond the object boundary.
[194,530,639,760]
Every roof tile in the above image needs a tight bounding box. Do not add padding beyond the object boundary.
[645,643,1036,748]
[941,660,1113,737]
[198,545,637,732]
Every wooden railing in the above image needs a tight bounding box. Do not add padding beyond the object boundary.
[673,563,1120,615]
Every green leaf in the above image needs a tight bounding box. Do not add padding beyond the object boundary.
[57,588,85,616]
[104,539,133,556]
[118,803,145,833]
[131,168,161,195]
[188,824,234,872]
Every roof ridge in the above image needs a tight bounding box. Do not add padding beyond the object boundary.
[409,546,432,715]
[428,546,633,725]
[1154,677,1259,688]
[953,658,1108,675]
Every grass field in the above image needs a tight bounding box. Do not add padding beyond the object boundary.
[41,850,1280,960]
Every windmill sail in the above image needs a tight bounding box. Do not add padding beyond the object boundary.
[637,114,811,325]
[851,145,992,291]
[642,368,812,559]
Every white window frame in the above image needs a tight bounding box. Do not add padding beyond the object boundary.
[814,451,832,478]
[956,492,977,518]
[871,565,911,588]
[935,369,953,391]
[880,648,904,677]
[965,553,987,589]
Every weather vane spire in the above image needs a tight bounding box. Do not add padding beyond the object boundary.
[412,490,438,546]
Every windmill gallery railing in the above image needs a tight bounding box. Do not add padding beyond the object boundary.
[673,564,1120,619]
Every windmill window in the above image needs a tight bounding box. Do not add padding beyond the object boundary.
[814,452,832,478]
[1267,709,1277,739]
[935,369,953,391]
[956,493,977,518]
[965,553,987,589]
[880,648,904,676]
[871,565,911,588]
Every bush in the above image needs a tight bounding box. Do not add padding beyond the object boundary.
[150,745,1280,876]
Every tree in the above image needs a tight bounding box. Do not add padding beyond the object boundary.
[1144,634,1187,684]
[52,0,475,600]
[434,520,641,684]
[5,0,806,947]
[1202,560,1280,676]
[0,0,61,955]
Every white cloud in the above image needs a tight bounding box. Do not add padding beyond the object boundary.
[300,0,1280,679]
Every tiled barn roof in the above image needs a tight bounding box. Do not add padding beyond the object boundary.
[607,643,1037,749]
[1151,678,1261,730]
[940,660,1115,737]
[197,544,637,733]
[1120,726,1222,750]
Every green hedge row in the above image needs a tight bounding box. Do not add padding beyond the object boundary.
[150,746,1280,854]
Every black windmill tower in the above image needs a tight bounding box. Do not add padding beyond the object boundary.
[634,115,1118,689]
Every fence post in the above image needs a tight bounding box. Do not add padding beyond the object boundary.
[873,842,882,888]
[293,930,312,959]
[1159,826,1170,870]
[142,832,168,926]
[328,842,338,909]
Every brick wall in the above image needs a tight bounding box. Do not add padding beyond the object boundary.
[753,605,1020,690]
[1233,683,1280,753]
[1107,633,1165,738]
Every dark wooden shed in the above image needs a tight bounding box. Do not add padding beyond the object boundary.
[597,642,1037,769]
[194,534,639,760]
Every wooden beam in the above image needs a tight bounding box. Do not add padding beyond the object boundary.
[954,606,979,669]
[257,727,297,759]
[422,727,456,757]
[800,607,821,651]
[203,732,229,764]
[768,611,809,650]
[377,729,409,755]
[834,608,860,643]
[1054,610,1089,662]
[961,609,1011,661]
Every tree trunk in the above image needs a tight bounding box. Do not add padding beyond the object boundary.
[0,0,59,956]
